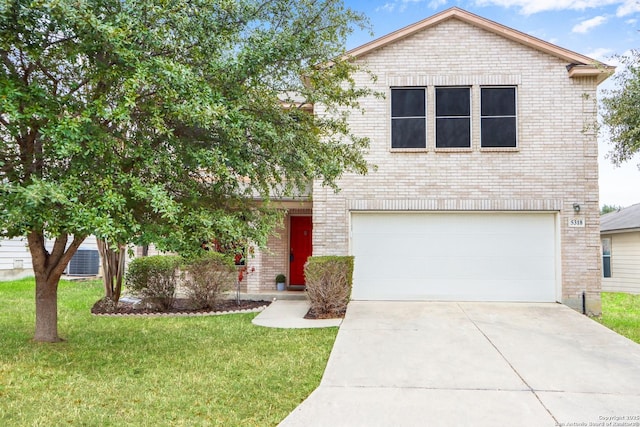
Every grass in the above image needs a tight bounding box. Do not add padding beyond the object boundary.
[597,292,640,344]
[0,278,338,426]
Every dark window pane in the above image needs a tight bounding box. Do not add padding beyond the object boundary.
[481,87,516,116]
[392,118,426,148]
[436,118,470,148]
[392,89,425,117]
[481,117,516,147]
[436,88,470,116]
[603,257,611,278]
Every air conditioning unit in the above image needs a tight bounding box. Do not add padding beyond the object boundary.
[68,250,100,276]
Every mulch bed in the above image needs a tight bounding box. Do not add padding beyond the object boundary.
[91,297,271,316]
[304,307,346,320]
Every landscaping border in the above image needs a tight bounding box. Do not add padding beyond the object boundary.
[92,304,269,317]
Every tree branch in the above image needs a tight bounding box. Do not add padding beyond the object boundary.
[34,59,60,94]
[50,235,86,280]
[43,35,79,50]
[27,230,48,278]
[0,49,18,75]
[0,114,10,129]
[48,234,69,273]
[63,77,91,100]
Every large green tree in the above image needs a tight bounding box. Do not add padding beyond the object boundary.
[0,0,373,342]
[601,49,640,166]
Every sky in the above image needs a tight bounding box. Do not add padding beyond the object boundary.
[343,0,640,208]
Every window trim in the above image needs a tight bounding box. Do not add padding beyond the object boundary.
[390,87,427,151]
[434,86,472,149]
[480,86,518,149]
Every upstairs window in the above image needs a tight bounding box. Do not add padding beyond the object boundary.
[391,88,426,149]
[481,87,517,148]
[435,87,471,148]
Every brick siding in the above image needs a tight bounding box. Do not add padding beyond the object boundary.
[245,208,311,292]
[312,19,602,313]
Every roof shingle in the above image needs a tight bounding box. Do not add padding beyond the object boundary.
[600,203,640,233]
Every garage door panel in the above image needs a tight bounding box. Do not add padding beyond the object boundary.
[351,212,557,302]
[353,256,555,283]
[351,279,556,302]
[355,229,553,258]
[414,256,556,280]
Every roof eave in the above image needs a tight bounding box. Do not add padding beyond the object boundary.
[344,7,615,84]
[568,64,616,85]
[601,227,640,235]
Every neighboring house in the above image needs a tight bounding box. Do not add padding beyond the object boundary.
[238,7,612,315]
[0,238,33,281]
[600,203,640,294]
[0,236,101,281]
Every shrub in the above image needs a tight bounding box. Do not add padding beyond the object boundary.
[182,252,237,309]
[304,256,354,318]
[125,255,181,310]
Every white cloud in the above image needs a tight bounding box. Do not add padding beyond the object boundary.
[585,47,614,61]
[474,0,622,15]
[381,0,639,17]
[398,0,427,12]
[428,0,448,8]
[617,0,640,16]
[572,15,608,33]
[376,0,440,13]
[626,18,638,24]
[376,2,397,12]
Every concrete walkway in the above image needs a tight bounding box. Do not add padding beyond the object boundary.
[252,300,342,328]
[279,301,640,427]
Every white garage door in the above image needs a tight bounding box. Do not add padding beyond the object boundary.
[351,212,557,302]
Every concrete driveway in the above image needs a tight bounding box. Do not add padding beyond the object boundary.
[280,302,640,427]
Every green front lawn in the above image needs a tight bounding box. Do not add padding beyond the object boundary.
[0,278,337,426]
[2,280,637,426]
[598,292,640,344]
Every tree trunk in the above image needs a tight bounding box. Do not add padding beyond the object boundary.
[34,275,61,342]
[27,230,86,343]
[97,239,126,303]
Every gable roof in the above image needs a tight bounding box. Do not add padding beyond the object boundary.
[346,7,614,84]
[601,203,640,233]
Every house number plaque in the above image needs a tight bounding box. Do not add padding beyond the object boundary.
[568,218,585,228]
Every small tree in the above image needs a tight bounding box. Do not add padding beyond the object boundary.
[601,50,640,167]
[601,204,622,215]
[97,239,126,303]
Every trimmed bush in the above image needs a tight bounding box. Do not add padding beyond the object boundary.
[304,256,354,318]
[182,252,237,309]
[125,255,181,310]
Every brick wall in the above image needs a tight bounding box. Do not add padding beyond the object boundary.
[245,208,312,292]
[312,19,602,313]
[246,221,288,293]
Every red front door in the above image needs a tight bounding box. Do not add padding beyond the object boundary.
[289,216,312,286]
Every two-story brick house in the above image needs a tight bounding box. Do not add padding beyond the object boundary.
[244,7,613,315]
